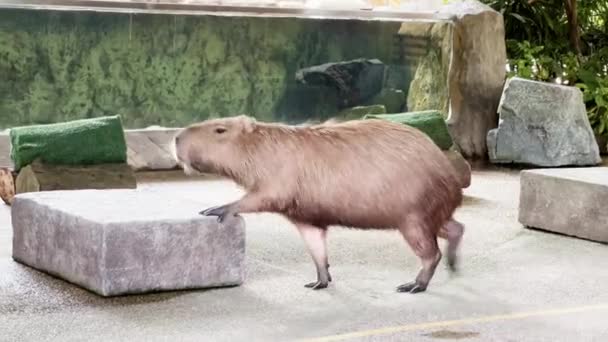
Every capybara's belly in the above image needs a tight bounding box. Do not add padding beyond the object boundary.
[289,169,454,229]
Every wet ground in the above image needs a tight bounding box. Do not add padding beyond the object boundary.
[1,166,608,341]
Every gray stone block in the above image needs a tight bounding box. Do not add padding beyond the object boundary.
[125,128,181,171]
[0,131,12,169]
[11,189,246,296]
[488,77,601,167]
[519,167,608,243]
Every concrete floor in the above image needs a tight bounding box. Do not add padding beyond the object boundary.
[1,166,608,342]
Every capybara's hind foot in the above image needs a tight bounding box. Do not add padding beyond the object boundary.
[396,281,426,294]
[439,219,464,273]
[305,281,328,290]
[447,256,458,273]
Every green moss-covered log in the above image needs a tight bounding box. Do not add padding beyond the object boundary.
[9,115,127,171]
[364,110,453,150]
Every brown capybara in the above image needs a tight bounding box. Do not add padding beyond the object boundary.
[173,115,465,293]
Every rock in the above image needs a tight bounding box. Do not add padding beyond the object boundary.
[436,0,507,159]
[487,77,601,166]
[406,49,449,114]
[14,160,137,195]
[277,84,340,123]
[0,167,15,205]
[444,149,472,189]
[0,131,11,170]
[384,66,410,92]
[295,58,386,109]
[519,167,608,243]
[125,128,181,171]
[11,189,246,296]
[364,110,454,150]
[336,105,386,120]
[365,88,406,113]
[398,21,452,116]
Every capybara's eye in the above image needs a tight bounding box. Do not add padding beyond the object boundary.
[215,127,227,134]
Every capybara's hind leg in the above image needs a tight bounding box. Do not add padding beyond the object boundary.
[294,222,331,290]
[397,222,441,294]
[438,219,464,271]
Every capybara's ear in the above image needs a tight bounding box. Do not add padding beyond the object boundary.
[236,115,256,133]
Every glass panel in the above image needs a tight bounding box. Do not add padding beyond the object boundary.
[0,4,451,128]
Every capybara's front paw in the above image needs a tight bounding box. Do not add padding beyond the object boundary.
[396,281,426,294]
[199,205,233,223]
[304,281,328,290]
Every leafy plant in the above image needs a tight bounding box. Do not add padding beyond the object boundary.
[576,51,608,136]
[481,0,608,138]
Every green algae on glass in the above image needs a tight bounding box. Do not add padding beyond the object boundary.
[0,8,450,129]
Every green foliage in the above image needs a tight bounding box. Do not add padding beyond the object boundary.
[481,0,608,137]
[483,0,568,45]
[576,52,608,136]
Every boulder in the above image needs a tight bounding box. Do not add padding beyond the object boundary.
[436,0,507,159]
[295,58,385,109]
[336,105,386,120]
[406,49,449,114]
[11,189,246,296]
[519,167,608,243]
[487,77,601,166]
[365,88,406,113]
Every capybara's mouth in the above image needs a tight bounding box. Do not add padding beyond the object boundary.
[180,160,200,176]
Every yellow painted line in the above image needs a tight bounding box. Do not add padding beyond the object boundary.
[300,303,608,342]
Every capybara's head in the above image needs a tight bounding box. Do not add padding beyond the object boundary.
[173,115,255,175]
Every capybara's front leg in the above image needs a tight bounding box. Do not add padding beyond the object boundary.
[294,222,331,290]
[396,220,441,294]
[437,219,465,271]
[200,192,270,222]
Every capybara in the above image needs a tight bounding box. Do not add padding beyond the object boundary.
[173,115,465,293]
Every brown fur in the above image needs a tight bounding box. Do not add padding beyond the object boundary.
[174,115,465,292]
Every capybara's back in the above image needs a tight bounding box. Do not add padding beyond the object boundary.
[275,118,463,231]
[174,115,465,293]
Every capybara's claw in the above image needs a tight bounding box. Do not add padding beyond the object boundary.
[199,205,231,223]
[304,281,328,290]
[447,257,458,273]
[396,281,426,294]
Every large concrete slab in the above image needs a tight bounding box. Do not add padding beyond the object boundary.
[519,167,608,243]
[11,189,246,296]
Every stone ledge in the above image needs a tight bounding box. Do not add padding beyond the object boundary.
[519,167,608,243]
[125,128,180,171]
[11,189,246,296]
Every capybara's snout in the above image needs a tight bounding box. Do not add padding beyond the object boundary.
[172,128,191,165]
